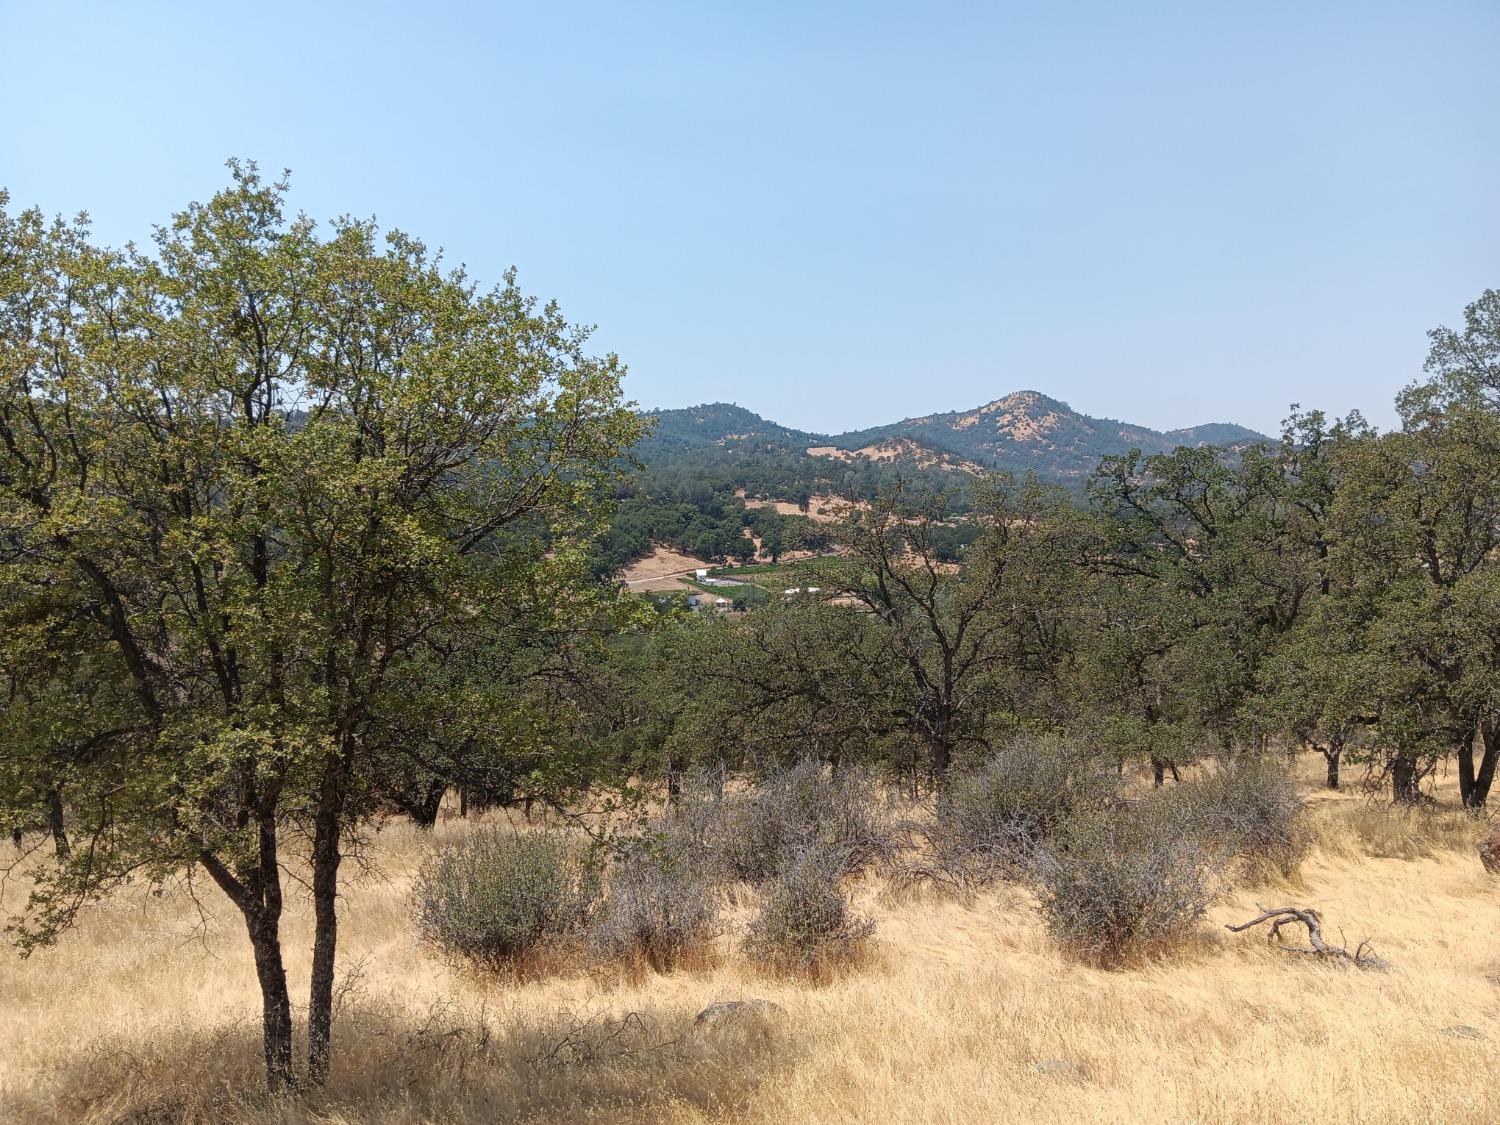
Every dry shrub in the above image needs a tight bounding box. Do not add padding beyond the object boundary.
[1325,800,1487,861]
[743,846,874,980]
[1030,801,1223,967]
[718,758,895,883]
[1169,755,1311,880]
[589,830,722,973]
[922,735,1115,890]
[412,828,599,972]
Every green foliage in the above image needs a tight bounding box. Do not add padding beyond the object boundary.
[0,162,642,914]
[0,166,642,1085]
[826,476,1086,777]
[1296,297,1500,803]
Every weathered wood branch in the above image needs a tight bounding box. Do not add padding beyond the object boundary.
[1227,905,1387,970]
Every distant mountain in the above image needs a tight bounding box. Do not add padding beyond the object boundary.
[637,403,812,451]
[635,392,1272,485]
[823,391,1271,481]
[1161,422,1271,447]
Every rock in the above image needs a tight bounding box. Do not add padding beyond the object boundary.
[1443,1024,1486,1040]
[688,999,788,1056]
[1477,827,1500,874]
[1032,1058,1090,1080]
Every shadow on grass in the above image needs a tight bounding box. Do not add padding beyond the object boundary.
[6,996,790,1124]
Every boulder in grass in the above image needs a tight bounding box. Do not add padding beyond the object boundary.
[1032,1058,1091,1081]
[1478,826,1500,874]
[688,999,788,1056]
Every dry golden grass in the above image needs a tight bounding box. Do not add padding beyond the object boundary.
[4,770,1500,1124]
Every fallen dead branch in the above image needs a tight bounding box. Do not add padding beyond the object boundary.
[1226,906,1387,970]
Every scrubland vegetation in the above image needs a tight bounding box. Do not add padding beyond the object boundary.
[4,170,1500,1122]
[5,759,1500,1124]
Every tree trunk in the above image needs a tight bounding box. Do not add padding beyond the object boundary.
[930,738,952,784]
[208,839,295,1092]
[1459,722,1500,808]
[247,912,296,1092]
[307,752,349,1086]
[1323,746,1341,790]
[410,779,447,828]
[1151,757,1167,788]
[1391,753,1421,804]
[1476,722,1500,807]
[43,787,70,859]
[1459,732,1476,803]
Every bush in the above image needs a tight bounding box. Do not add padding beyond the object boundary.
[412,829,599,970]
[718,758,895,883]
[743,846,873,977]
[927,735,1115,889]
[1030,802,1222,967]
[1169,755,1310,879]
[589,829,722,972]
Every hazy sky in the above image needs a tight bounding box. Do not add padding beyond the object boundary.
[3,1,1497,435]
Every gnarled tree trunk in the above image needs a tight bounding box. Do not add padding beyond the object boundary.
[44,787,69,859]
[1391,753,1421,804]
[1459,721,1500,808]
[1321,745,1342,790]
[201,822,295,1092]
[248,914,296,1091]
[307,746,352,1086]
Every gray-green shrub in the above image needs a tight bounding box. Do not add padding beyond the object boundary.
[1170,755,1309,878]
[589,830,722,971]
[929,734,1115,888]
[412,829,599,970]
[1030,801,1222,967]
[743,845,874,975]
[718,758,895,883]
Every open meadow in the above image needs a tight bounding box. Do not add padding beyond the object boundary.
[4,761,1498,1125]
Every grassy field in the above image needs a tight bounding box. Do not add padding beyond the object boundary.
[3,765,1499,1124]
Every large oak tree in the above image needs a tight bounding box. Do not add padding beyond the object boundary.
[0,165,642,1088]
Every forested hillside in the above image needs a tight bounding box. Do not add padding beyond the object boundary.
[603,392,1270,571]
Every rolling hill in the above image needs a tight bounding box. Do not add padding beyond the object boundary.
[636,391,1270,484]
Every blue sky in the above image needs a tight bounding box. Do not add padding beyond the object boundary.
[3,1,1496,435]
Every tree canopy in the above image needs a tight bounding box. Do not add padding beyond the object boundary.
[0,164,642,1087]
